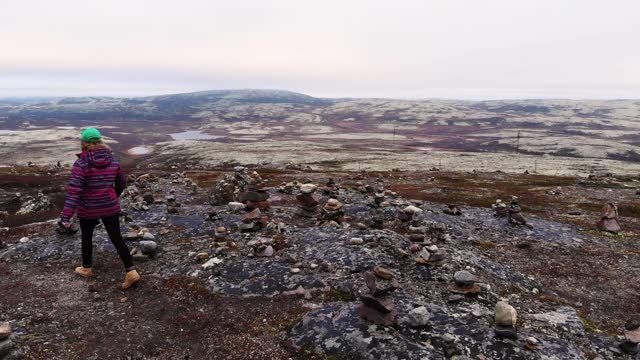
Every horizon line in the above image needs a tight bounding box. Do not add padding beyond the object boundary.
[1,88,640,102]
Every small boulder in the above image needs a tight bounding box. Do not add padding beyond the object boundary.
[454,271,478,286]
[495,301,517,326]
[139,240,158,255]
[373,266,393,280]
[408,306,431,327]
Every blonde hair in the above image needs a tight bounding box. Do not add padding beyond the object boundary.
[81,141,112,152]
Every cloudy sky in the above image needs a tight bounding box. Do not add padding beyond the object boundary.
[1,0,639,99]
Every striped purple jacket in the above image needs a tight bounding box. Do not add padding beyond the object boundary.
[61,148,127,222]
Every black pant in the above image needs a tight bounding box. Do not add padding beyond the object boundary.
[79,215,134,271]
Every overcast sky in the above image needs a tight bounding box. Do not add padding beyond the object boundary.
[1,0,639,99]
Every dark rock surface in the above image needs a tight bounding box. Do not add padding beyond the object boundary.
[0,169,637,359]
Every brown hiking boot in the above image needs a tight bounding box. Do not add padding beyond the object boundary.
[122,270,141,290]
[75,266,94,278]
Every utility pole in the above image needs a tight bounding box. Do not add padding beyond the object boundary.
[393,125,397,145]
[516,131,521,154]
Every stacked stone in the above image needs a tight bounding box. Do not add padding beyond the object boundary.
[407,218,425,242]
[494,301,518,339]
[0,322,17,359]
[425,221,449,242]
[166,194,180,214]
[354,181,367,194]
[249,237,275,257]
[508,197,533,229]
[296,184,319,218]
[320,178,340,198]
[319,199,344,225]
[414,244,447,266]
[372,182,385,207]
[370,209,385,229]
[239,208,269,232]
[131,194,151,211]
[358,271,398,326]
[492,199,508,217]
[214,226,227,243]
[278,181,299,194]
[240,185,271,210]
[210,166,253,205]
[596,202,621,234]
[621,316,640,355]
[399,204,423,222]
[448,270,481,295]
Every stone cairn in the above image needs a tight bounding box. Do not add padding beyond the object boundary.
[398,204,423,223]
[358,271,398,326]
[448,270,481,296]
[318,198,344,226]
[492,199,508,217]
[214,226,227,243]
[210,166,253,205]
[621,316,640,355]
[296,183,319,218]
[494,301,518,339]
[0,322,18,359]
[240,184,271,210]
[278,181,299,194]
[320,177,340,198]
[353,181,368,194]
[239,208,269,232]
[370,180,385,208]
[370,209,385,230]
[166,194,180,214]
[507,197,533,229]
[414,243,447,266]
[596,202,621,234]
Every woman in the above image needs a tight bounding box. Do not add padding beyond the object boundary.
[60,127,140,289]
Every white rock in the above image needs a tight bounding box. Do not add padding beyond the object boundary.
[19,237,29,243]
[228,202,245,213]
[408,306,431,327]
[299,184,317,194]
[495,301,518,326]
[403,205,423,215]
[202,257,223,269]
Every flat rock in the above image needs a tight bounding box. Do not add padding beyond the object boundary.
[373,266,393,280]
[358,300,397,326]
[227,202,245,213]
[448,283,482,295]
[495,325,518,339]
[403,205,423,215]
[454,270,478,286]
[299,184,317,194]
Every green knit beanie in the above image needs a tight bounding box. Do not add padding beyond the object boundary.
[81,127,102,143]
